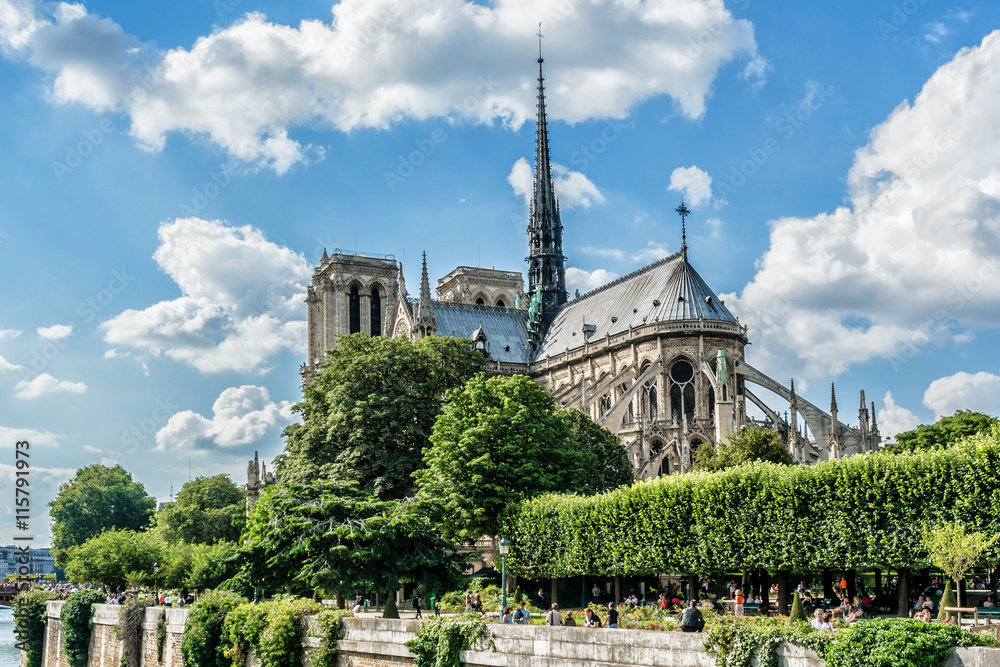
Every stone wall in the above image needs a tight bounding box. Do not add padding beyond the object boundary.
[31,602,1000,667]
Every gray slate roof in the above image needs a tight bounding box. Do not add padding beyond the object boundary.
[434,302,530,364]
[535,251,737,360]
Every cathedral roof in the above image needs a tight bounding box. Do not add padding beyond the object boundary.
[433,302,530,364]
[535,251,738,360]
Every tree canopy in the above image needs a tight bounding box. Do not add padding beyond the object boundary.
[692,426,794,472]
[242,481,465,598]
[923,522,998,589]
[155,474,246,544]
[49,464,156,562]
[277,334,485,499]
[894,410,999,453]
[63,528,164,591]
[558,406,635,492]
[414,374,599,541]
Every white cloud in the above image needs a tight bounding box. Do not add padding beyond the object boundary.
[566,267,618,295]
[14,373,87,399]
[705,217,723,238]
[924,21,950,43]
[508,158,604,210]
[0,462,79,546]
[102,218,310,374]
[879,391,921,437]
[632,241,671,264]
[923,371,1000,419]
[668,165,713,207]
[0,355,22,372]
[727,31,1000,380]
[741,55,771,90]
[0,425,63,447]
[2,0,758,172]
[154,385,293,453]
[37,323,73,340]
[0,328,21,338]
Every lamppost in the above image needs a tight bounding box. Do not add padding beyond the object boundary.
[153,562,159,606]
[499,537,511,614]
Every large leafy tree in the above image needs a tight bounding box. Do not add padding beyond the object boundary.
[49,464,156,562]
[692,425,795,472]
[414,374,595,541]
[155,474,246,544]
[278,334,485,499]
[63,528,165,591]
[558,406,635,492]
[242,481,464,598]
[894,410,999,453]
[923,522,998,606]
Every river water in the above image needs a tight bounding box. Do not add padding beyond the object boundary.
[0,607,20,667]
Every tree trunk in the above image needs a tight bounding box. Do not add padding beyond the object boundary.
[823,569,834,600]
[777,570,790,615]
[551,578,558,608]
[958,576,967,608]
[741,569,750,597]
[616,575,623,605]
[687,574,698,603]
[759,569,771,613]
[897,568,910,618]
[874,569,882,596]
[846,569,857,603]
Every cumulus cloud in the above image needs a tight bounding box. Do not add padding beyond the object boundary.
[102,218,311,374]
[579,246,625,261]
[0,462,79,545]
[154,385,293,453]
[1,0,758,172]
[14,373,87,399]
[727,31,1000,380]
[922,371,1000,419]
[566,267,618,294]
[879,391,921,437]
[0,425,63,447]
[0,355,22,372]
[632,241,671,263]
[668,165,713,207]
[37,323,73,340]
[508,158,604,210]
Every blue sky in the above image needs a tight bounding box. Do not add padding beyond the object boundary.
[2,0,1000,545]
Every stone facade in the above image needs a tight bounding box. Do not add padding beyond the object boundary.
[30,603,1000,667]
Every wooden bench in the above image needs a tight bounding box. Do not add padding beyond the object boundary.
[743,603,761,616]
[943,606,979,624]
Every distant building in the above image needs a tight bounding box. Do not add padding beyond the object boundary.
[0,546,56,578]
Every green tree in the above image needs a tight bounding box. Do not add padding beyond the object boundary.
[63,528,165,591]
[278,334,485,499]
[242,481,465,599]
[895,410,999,453]
[155,474,246,545]
[49,464,156,563]
[414,374,593,541]
[186,541,242,591]
[558,407,634,492]
[692,426,795,472]
[923,522,998,607]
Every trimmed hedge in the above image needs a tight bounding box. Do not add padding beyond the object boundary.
[503,426,1000,576]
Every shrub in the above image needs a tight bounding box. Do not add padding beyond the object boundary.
[12,588,57,667]
[60,589,107,667]
[824,617,994,667]
[181,589,245,667]
[405,616,490,667]
[937,581,957,620]
[382,595,399,619]
[788,593,807,623]
[255,598,320,667]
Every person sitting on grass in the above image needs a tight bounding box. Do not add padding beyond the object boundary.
[583,608,602,628]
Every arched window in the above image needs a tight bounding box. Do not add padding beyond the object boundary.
[683,384,696,421]
[349,285,361,334]
[669,358,696,422]
[599,394,611,418]
[475,297,485,305]
[670,385,682,421]
[370,287,382,336]
[708,386,716,419]
[495,298,506,308]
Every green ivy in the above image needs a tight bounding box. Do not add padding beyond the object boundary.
[222,601,273,667]
[310,608,354,667]
[181,589,245,667]
[405,615,490,667]
[702,617,832,667]
[824,618,994,667]
[504,426,1000,576]
[60,589,106,667]
[12,588,57,667]
[219,598,322,667]
[155,611,167,663]
[116,597,152,667]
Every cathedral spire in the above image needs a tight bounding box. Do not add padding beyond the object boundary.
[414,251,437,339]
[675,198,690,260]
[526,31,566,348]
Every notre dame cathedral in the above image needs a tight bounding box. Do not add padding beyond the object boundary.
[301,55,882,481]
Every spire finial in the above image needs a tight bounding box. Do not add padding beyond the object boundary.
[675,198,690,258]
[537,22,543,62]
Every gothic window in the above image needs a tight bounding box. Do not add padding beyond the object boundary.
[496,298,506,307]
[668,358,696,422]
[708,386,716,419]
[475,297,485,305]
[619,382,634,425]
[670,385,682,421]
[684,384,696,420]
[599,394,611,418]
[370,287,382,337]
[349,285,361,334]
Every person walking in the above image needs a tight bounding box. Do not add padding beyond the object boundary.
[734,589,745,617]
[413,595,422,619]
